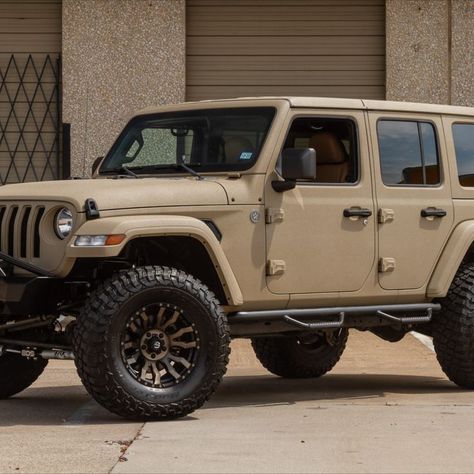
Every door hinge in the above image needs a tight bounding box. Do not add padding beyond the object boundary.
[379,257,396,273]
[266,259,286,276]
[378,208,395,224]
[265,208,285,224]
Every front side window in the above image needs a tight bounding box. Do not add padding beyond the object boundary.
[377,120,440,186]
[453,123,474,186]
[100,107,275,175]
[281,117,359,184]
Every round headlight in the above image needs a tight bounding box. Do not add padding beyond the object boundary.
[55,208,73,240]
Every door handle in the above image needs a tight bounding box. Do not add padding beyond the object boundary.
[421,208,447,218]
[343,207,372,218]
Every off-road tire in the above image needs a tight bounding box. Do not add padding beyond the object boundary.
[251,329,348,378]
[73,266,230,420]
[433,263,474,389]
[0,353,48,399]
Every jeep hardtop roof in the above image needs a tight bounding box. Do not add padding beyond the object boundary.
[137,97,474,118]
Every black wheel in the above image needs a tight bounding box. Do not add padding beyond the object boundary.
[73,266,230,420]
[433,263,474,389]
[0,353,48,399]
[251,329,348,378]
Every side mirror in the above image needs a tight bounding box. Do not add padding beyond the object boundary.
[272,148,316,192]
[91,156,104,175]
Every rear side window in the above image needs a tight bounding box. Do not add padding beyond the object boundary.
[377,120,440,186]
[453,124,474,187]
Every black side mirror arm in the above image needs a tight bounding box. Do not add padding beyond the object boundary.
[271,179,296,193]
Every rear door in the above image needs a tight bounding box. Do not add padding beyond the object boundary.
[368,112,454,290]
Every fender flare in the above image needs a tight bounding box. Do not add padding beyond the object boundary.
[427,220,474,298]
[66,215,243,306]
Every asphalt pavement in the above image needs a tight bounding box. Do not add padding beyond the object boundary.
[1,331,473,473]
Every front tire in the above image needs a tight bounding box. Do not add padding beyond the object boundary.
[0,353,48,399]
[433,263,474,388]
[73,266,230,420]
[251,329,348,378]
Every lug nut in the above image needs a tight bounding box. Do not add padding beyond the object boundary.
[146,332,151,338]
[141,345,147,350]
[151,354,156,359]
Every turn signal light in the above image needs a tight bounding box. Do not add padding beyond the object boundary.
[74,234,126,247]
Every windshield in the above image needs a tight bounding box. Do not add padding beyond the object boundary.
[100,107,276,175]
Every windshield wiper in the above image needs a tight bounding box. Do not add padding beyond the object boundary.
[121,165,138,178]
[178,155,203,180]
[100,165,140,178]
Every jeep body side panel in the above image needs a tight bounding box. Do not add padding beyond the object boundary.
[367,111,454,290]
[427,219,474,297]
[67,215,243,306]
[264,108,377,296]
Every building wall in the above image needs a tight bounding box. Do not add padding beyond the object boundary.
[62,0,185,177]
[61,0,473,177]
[386,0,473,106]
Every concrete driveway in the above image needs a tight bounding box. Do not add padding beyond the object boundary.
[1,331,473,473]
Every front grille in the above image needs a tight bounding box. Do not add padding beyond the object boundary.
[0,204,46,259]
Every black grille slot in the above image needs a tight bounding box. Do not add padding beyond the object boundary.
[33,207,45,258]
[20,207,32,258]
[8,207,18,256]
[0,207,6,249]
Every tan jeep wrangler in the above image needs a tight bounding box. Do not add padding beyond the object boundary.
[0,97,473,420]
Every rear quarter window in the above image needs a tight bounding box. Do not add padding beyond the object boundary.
[453,123,474,187]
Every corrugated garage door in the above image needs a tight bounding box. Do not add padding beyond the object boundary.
[186,0,385,101]
[0,0,62,183]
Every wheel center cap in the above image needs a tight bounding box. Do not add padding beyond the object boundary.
[140,330,169,361]
[149,337,162,352]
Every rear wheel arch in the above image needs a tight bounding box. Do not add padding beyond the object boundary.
[427,221,474,298]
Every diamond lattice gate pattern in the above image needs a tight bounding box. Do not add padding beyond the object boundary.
[0,54,61,184]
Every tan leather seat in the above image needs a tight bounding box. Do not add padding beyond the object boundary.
[309,132,349,183]
[224,136,254,163]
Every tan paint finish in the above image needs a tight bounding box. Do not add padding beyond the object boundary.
[0,97,473,311]
[0,176,229,213]
[69,215,243,306]
[427,219,474,297]
[265,108,376,294]
[367,111,454,290]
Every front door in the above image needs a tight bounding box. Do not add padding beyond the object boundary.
[265,110,376,295]
[368,112,454,290]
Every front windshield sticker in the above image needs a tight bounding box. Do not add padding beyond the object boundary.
[239,152,253,160]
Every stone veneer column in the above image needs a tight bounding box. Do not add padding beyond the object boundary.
[386,0,473,106]
[62,0,186,177]
[451,0,474,106]
[386,0,450,104]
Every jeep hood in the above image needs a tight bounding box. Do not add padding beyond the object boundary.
[0,177,229,211]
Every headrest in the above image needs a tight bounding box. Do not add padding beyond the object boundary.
[225,136,255,163]
[309,132,347,165]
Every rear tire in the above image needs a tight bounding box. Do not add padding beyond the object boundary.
[73,266,230,420]
[251,329,348,378]
[0,353,48,399]
[433,263,474,388]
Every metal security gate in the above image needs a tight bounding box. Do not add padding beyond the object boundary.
[186,0,386,101]
[0,54,61,183]
[0,0,62,184]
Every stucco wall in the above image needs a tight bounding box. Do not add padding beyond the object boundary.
[386,0,473,106]
[62,0,185,177]
[451,0,474,106]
